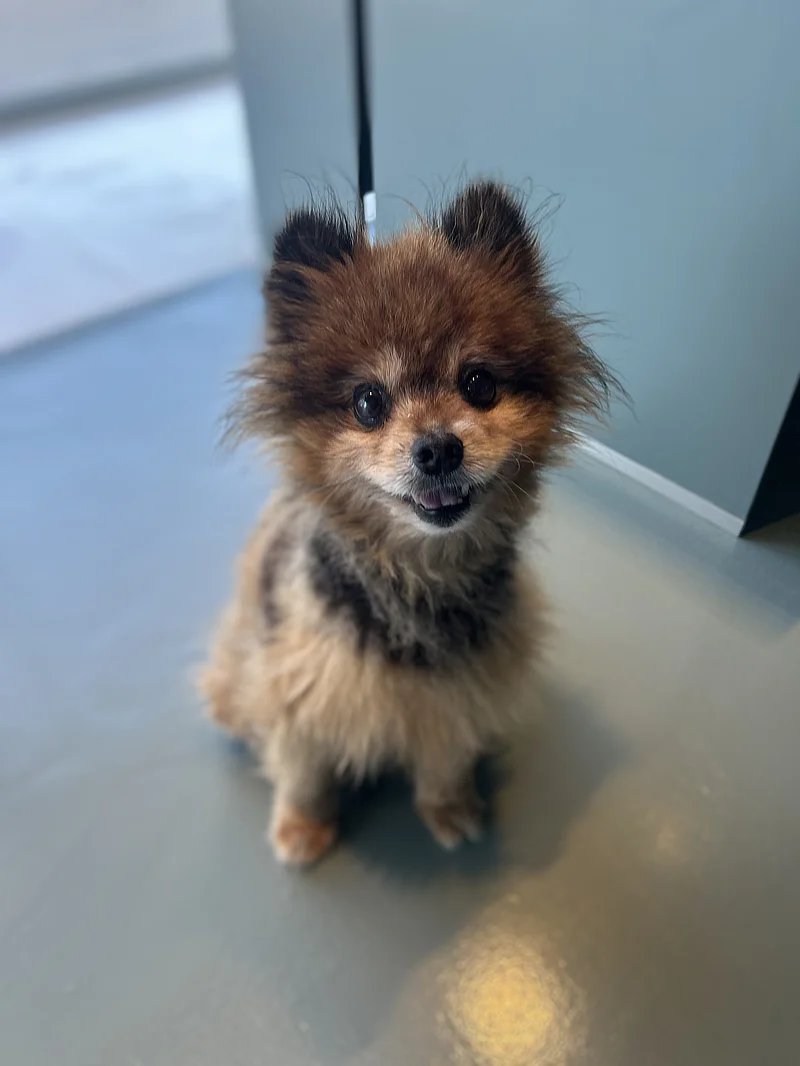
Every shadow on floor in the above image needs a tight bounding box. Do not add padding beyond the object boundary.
[340,678,628,889]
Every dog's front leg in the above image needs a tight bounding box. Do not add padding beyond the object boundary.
[413,751,484,850]
[265,730,339,867]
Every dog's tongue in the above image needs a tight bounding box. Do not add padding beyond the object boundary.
[418,487,461,510]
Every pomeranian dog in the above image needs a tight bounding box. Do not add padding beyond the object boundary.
[200,181,615,865]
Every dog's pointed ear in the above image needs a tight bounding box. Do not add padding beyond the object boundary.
[273,206,356,272]
[440,181,541,283]
[265,206,359,341]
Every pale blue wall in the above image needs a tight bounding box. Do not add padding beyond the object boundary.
[227,0,359,254]
[229,0,800,521]
[371,0,800,520]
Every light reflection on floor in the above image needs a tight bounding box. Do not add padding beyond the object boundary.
[439,919,585,1066]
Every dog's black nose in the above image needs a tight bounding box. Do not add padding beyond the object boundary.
[411,433,464,476]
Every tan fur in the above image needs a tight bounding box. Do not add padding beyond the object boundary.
[200,489,546,861]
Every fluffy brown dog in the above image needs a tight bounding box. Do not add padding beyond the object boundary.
[200,181,616,865]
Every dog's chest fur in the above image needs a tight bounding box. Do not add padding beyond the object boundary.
[306,530,515,670]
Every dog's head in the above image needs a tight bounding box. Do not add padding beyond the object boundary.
[234,182,616,540]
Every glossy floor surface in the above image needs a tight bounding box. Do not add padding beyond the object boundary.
[2,274,799,1066]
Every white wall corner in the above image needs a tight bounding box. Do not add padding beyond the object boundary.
[577,435,744,537]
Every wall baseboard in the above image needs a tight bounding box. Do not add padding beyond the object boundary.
[0,60,231,129]
[578,436,744,537]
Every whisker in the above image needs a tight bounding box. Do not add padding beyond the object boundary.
[496,473,538,507]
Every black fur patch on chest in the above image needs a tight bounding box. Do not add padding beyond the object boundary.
[308,532,515,669]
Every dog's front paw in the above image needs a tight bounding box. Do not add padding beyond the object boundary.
[416,794,484,851]
[269,804,338,867]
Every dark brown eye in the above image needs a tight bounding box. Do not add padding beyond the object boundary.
[354,384,389,427]
[461,368,496,409]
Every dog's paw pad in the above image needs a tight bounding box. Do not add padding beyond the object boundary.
[417,798,484,850]
[269,807,338,866]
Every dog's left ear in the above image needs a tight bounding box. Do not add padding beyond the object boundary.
[265,205,359,342]
[273,206,356,274]
[440,181,542,284]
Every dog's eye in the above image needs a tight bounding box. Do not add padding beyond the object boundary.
[353,384,389,427]
[461,368,496,409]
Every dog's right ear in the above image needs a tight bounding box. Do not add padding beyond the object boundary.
[265,206,358,342]
[439,181,542,287]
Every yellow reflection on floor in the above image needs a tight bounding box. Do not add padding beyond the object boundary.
[442,925,583,1066]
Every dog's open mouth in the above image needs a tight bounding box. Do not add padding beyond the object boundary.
[406,484,472,528]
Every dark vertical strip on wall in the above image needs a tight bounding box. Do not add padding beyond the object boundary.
[351,0,374,202]
[741,377,800,535]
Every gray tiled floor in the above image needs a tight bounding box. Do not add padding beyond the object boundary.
[1,273,799,1066]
